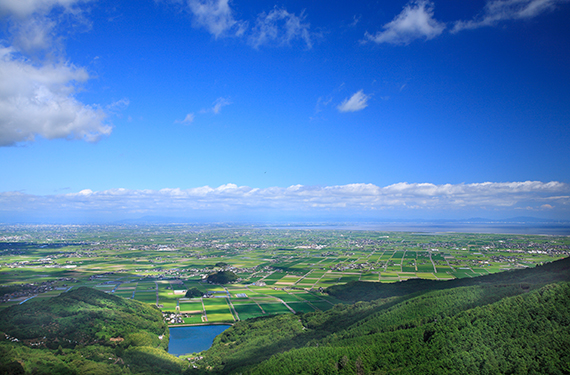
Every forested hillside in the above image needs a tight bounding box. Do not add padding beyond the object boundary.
[1,259,569,374]
[188,258,570,374]
[326,255,570,302]
[0,287,187,374]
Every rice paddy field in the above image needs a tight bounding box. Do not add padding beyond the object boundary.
[1,224,568,323]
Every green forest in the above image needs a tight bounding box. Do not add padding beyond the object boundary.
[206,271,238,285]
[187,257,570,374]
[0,287,187,374]
[1,258,569,374]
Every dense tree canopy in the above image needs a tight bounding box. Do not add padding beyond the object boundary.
[206,271,238,284]
[187,258,570,374]
[185,288,203,298]
[0,287,187,374]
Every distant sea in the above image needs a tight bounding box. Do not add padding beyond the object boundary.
[267,222,570,236]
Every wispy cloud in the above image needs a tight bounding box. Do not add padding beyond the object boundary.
[249,7,314,49]
[453,0,570,32]
[349,15,361,28]
[176,97,230,124]
[186,0,247,38]
[363,0,568,44]
[2,181,567,221]
[364,0,445,45]
[175,113,195,124]
[199,97,231,114]
[211,97,231,114]
[337,90,370,113]
[173,1,316,49]
[314,96,333,114]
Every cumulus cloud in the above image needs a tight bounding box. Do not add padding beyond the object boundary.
[453,0,570,32]
[337,90,370,113]
[1,0,92,54]
[10,16,58,54]
[0,0,112,146]
[186,0,246,38]
[0,48,111,146]
[363,0,568,44]
[0,0,87,18]
[364,0,445,45]
[1,181,568,220]
[249,7,313,49]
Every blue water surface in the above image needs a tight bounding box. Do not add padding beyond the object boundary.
[168,325,231,356]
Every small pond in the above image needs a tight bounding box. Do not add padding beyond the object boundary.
[168,325,231,356]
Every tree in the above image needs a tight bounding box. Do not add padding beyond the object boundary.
[185,288,203,298]
[206,271,238,284]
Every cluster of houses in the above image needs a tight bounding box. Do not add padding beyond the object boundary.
[0,278,75,303]
[489,254,526,265]
[3,333,19,342]
[162,312,191,324]
[331,262,369,272]
[88,272,115,281]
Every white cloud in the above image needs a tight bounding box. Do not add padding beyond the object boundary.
[186,0,246,38]
[106,98,130,113]
[166,2,316,49]
[364,0,445,45]
[349,15,361,28]
[314,96,333,114]
[0,0,87,18]
[0,48,111,146]
[177,97,229,124]
[11,16,57,53]
[183,113,195,123]
[249,7,313,49]
[211,97,231,114]
[175,113,195,124]
[199,97,231,114]
[337,90,370,113]
[0,0,112,146]
[2,181,568,220]
[453,0,570,32]
[1,0,92,54]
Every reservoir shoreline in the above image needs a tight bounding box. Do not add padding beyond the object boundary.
[168,322,234,328]
[168,325,232,356]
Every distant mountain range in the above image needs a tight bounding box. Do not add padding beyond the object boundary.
[113,215,568,225]
[459,216,565,223]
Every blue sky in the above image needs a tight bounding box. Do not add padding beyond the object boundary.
[1,0,569,223]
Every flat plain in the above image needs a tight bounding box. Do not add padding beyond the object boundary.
[1,224,568,323]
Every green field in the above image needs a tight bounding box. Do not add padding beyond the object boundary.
[0,224,567,324]
[233,303,263,320]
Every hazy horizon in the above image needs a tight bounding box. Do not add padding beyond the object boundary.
[1,0,569,224]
